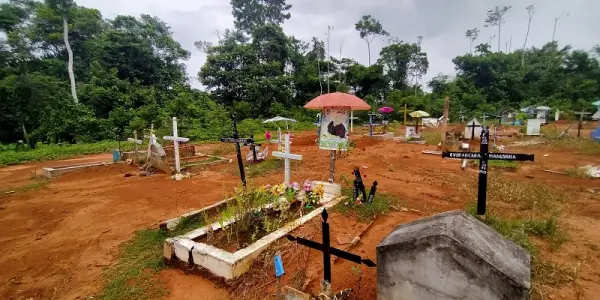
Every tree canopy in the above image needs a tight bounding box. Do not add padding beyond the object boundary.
[0,0,598,147]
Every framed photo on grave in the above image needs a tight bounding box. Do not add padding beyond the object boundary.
[319,107,350,151]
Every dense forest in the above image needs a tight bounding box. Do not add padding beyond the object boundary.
[1,0,599,147]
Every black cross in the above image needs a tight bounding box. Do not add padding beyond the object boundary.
[220,115,254,186]
[286,209,376,284]
[442,127,534,215]
[352,168,378,203]
[466,120,482,141]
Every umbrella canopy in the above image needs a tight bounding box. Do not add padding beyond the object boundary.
[536,106,552,111]
[304,92,371,111]
[378,106,394,114]
[262,116,297,123]
[409,110,430,118]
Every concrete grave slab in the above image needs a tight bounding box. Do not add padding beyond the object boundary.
[164,190,343,280]
[42,161,112,178]
[377,210,531,300]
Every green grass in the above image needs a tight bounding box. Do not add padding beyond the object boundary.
[100,216,204,300]
[245,158,285,178]
[0,141,134,167]
[472,159,520,170]
[420,131,442,145]
[0,180,51,195]
[334,188,401,221]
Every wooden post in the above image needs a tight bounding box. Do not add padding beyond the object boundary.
[328,150,336,183]
[404,103,408,125]
[440,97,449,147]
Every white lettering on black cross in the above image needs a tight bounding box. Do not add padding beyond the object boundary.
[442,126,534,215]
[163,117,189,174]
[272,133,302,185]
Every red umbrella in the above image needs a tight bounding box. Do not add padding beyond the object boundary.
[304,92,371,110]
[378,106,393,114]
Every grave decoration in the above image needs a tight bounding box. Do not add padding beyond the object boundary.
[352,167,378,204]
[441,126,534,215]
[304,92,370,183]
[220,114,255,186]
[126,130,143,163]
[272,133,303,185]
[163,180,343,280]
[163,117,190,178]
[286,209,376,298]
[409,110,430,134]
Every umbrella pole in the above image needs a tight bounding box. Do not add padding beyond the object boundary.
[329,150,336,183]
[350,111,354,132]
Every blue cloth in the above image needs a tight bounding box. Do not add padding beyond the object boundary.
[274,255,285,277]
[591,127,600,142]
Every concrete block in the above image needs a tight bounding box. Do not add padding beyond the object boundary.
[377,210,530,300]
[42,162,111,178]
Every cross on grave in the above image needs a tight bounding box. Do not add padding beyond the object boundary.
[163,117,190,175]
[286,209,376,292]
[220,115,253,186]
[574,110,591,138]
[272,133,302,185]
[398,104,412,125]
[352,167,378,203]
[127,130,143,162]
[442,126,534,215]
[466,120,482,141]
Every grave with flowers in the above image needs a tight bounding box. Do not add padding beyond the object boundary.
[163,134,343,279]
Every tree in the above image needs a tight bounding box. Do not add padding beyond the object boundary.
[377,42,416,90]
[484,6,511,52]
[354,15,389,66]
[465,28,479,54]
[522,5,534,67]
[46,0,78,103]
[230,0,291,35]
[409,36,428,95]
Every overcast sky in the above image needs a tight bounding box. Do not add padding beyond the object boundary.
[77,0,599,89]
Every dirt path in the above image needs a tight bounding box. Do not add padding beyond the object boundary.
[0,129,599,299]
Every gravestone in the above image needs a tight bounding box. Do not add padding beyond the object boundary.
[377,210,531,300]
[272,133,303,185]
[526,119,541,136]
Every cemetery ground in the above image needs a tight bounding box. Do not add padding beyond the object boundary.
[0,124,599,300]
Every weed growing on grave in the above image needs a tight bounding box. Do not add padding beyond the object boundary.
[420,131,441,145]
[334,188,401,221]
[564,166,595,179]
[0,179,50,195]
[209,144,236,156]
[245,158,284,177]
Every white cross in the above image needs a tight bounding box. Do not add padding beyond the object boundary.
[163,117,189,174]
[127,130,143,162]
[272,133,302,185]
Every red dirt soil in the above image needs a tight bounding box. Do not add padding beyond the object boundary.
[0,126,599,299]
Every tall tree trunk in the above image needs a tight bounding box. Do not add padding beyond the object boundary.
[21,123,30,147]
[63,17,78,103]
[367,41,371,66]
[497,23,501,52]
[522,18,532,67]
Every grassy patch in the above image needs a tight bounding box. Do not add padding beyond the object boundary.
[0,179,51,195]
[564,166,596,179]
[472,159,520,170]
[101,217,204,300]
[0,141,133,166]
[334,188,401,221]
[209,144,236,157]
[420,131,441,145]
[245,158,284,178]
[542,137,600,156]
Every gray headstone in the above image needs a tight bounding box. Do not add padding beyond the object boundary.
[377,210,530,300]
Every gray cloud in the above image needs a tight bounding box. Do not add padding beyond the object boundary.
[77,0,599,89]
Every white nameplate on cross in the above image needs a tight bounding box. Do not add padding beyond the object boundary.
[163,117,189,174]
[272,134,302,185]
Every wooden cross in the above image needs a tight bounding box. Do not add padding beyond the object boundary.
[220,115,253,186]
[352,167,378,203]
[286,209,376,287]
[127,130,143,162]
[574,110,591,138]
[272,133,303,185]
[466,120,482,141]
[442,127,534,215]
[163,117,190,174]
[398,104,412,125]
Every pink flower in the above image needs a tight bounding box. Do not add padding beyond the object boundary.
[292,182,300,191]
